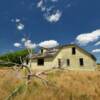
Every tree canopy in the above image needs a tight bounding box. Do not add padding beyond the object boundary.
[0,49,30,67]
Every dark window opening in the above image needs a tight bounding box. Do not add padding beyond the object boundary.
[72,47,76,55]
[66,59,70,66]
[41,49,43,54]
[37,59,44,66]
[79,58,84,66]
[58,59,61,68]
[26,58,29,65]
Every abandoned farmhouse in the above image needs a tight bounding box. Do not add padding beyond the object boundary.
[31,44,97,70]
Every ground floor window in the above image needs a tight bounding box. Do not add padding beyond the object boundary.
[58,59,61,68]
[37,58,44,66]
[79,58,84,66]
[66,59,70,66]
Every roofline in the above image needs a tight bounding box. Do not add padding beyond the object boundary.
[38,44,96,61]
[58,44,96,61]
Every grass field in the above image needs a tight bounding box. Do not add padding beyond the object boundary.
[0,67,100,100]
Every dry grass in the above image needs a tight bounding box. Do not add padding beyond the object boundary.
[0,67,24,100]
[0,68,100,100]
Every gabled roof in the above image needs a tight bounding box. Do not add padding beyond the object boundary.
[32,44,96,61]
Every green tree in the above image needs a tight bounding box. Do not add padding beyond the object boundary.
[0,49,29,66]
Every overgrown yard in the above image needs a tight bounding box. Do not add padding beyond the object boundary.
[0,67,100,100]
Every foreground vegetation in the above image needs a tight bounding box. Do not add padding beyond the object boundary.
[0,68,100,100]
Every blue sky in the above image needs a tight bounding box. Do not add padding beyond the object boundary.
[0,0,100,62]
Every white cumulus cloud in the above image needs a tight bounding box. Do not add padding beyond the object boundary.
[92,49,100,53]
[14,43,21,47]
[39,40,59,48]
[44,10,62,23]
[76,29,100,46]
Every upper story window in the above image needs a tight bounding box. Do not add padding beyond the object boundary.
[72,47,76,55]
[41,49,43,54]
[79,58,84,66]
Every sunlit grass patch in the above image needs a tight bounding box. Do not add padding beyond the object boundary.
[0,68,100,100]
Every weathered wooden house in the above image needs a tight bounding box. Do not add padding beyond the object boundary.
[31,44,96,70]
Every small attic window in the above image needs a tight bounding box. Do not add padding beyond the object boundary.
[41,49,43,54]
[72,47,76,55]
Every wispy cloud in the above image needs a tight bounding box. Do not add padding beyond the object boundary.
[11,18,25,31]
[11,18,20,23]
[14,39,37,49]
[24,40,37,49]
[21,38,26,42]
[36,0,63,23]
[92,49,100,53]
[17,23,24,31]
[37,0,46,12]
[14,43,21,47]
[44,10,62,23]
[37,0,43,8]
[76,29,100,46]
[66,4,71,8]
[95,41,100,46]
[15,18,20,23]
[51,0,58,2]
[46,6,55,12]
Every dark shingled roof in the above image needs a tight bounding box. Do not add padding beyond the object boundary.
[32,44,96,61]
